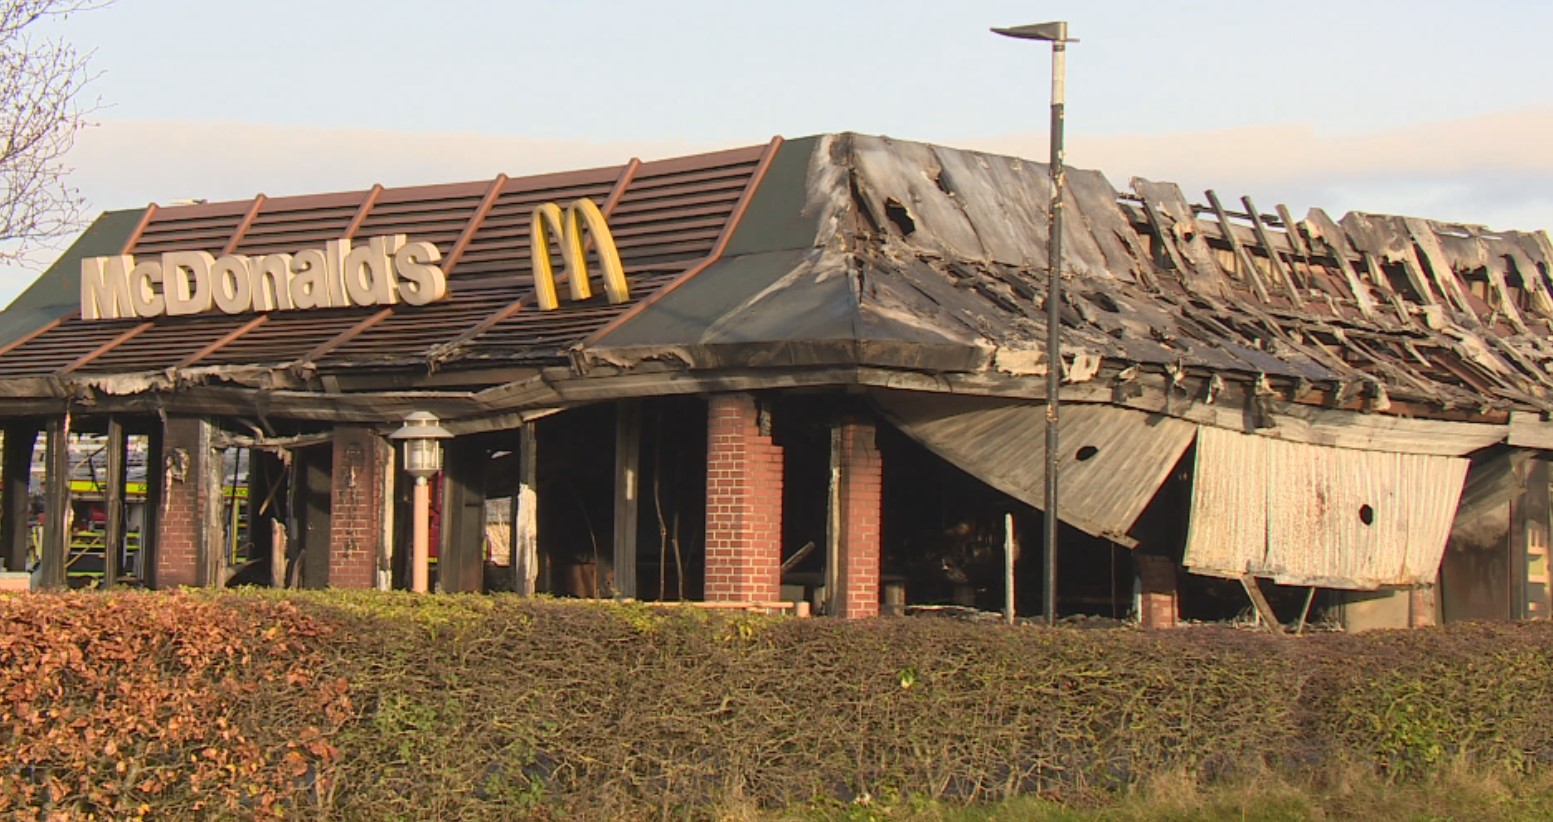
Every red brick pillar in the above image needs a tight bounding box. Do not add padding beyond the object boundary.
[328,426,392,589]
[704,394,783,603]
[154,417,208,589]
[1136,554,1178,630]
[837,418,883,619]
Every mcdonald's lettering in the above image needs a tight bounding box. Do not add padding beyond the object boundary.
[80,235,449,320]
[530,199,628,311]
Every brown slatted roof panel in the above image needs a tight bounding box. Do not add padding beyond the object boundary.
[580,137,783,347]
[174,315,270,369]
[77,314,257,373]
[67,196,273,374]
[384,159,643,366]
[234,190,365,255]
[607,146,765,268]
[121,203,161,252]
[448,167,623,283]
[322,287,521,363]
[0,321,142,377]
[444,165,627,271]
[343,185,386,237]
[434,142,770,365]
[0,203,160,370]
[471,272,682,355]
[352,181,490,267]
[196,308,383,367]
[179,186,385,368]
[130,199,255,256]
[58,323,152,374]
[223,195,268,254]
[299,307,396,364]
[0,317,65,361]
[296,175,514,366]
[7,144,771,380]
[439,174,509,276]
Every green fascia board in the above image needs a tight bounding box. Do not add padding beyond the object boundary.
[719,134,828,258]
[594,136,835,349]
[0,209,147,348]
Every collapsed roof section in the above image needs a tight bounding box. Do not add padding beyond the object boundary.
[590,133,1553,423]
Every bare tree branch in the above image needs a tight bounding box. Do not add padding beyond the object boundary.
[0,0,105,263]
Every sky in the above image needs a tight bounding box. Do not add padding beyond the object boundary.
[6,0,1552,305]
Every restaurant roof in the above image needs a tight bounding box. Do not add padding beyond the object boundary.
[2,132,1552,434]
[0,140,777,379]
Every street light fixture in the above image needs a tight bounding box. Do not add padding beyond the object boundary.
[390,411,452,593]
[992,20,1075,627]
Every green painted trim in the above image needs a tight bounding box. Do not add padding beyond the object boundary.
[0,209,148,348]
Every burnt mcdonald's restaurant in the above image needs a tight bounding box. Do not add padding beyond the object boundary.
[3,132,1553,630]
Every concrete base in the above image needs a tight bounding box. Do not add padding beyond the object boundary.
[1340,589,1407,631]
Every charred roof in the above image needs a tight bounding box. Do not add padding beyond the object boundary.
[1,132,1551,427]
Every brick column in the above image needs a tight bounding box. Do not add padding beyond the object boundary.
[704,394,783,603]
[154,417,208,589]
[328,426,393,589]
[1137,554,1178,630]
[837,418,882,619]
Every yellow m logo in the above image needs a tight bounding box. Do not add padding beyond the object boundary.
[530,199,628,311]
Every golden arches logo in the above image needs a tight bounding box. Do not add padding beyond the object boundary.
[530,199,628,311]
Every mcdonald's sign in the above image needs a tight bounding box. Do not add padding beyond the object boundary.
[80,235,448,321]
[530,199,629,311]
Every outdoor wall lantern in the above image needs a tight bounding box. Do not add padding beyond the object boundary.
[390,411,452,593]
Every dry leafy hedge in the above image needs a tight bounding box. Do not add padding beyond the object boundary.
[5,591,1553,819]
[0,591,350,819]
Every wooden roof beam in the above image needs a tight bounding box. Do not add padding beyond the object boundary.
[440,173,509,276]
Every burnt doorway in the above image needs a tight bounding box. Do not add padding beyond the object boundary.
[291,443,333,589]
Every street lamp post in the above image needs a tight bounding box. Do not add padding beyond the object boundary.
[992,20,1075,627]
[390,411,452,593]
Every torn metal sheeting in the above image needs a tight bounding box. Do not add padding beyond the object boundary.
[1448,447,1528,554]
[875,391,1195,546]
[1185,425,1468,589]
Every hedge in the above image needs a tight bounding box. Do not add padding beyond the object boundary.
[3,590,1553,819]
